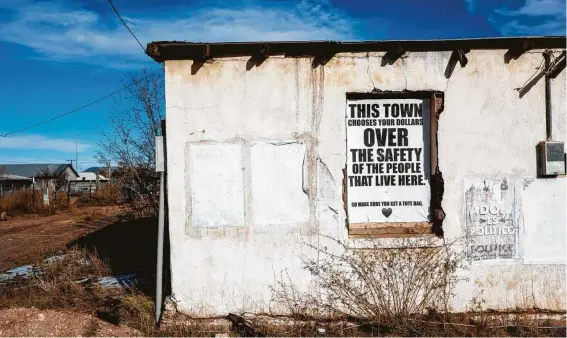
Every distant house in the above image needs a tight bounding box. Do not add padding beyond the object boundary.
[0,173,32,196]
[0,164,79,192]
[76,172,109,181]
[83,166,121,183]
[72,172,109,194]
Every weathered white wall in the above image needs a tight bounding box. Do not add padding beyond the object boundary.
[164,49,566,316]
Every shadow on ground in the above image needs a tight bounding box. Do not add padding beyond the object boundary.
[68,216,171,298]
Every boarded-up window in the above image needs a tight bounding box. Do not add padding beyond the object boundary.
[345,92,444,238]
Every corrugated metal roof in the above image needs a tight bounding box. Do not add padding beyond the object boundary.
[0,164,77,178]
[83,166,119,173]
[0,174,32,181]
[146,36,566,62]
[75,172,108,181]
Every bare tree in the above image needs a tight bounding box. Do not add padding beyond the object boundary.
[96,68,164,216]
[55,171,69,192]
[36,166,50,178]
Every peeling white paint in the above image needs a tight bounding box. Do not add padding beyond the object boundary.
[164,50,566,316]
[316,158,336,200]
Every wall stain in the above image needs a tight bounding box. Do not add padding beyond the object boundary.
[328,71,355,87]
[473,265,565,311]
[506,55,535,73]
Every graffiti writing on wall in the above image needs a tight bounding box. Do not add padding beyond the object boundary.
[465,178,518,261]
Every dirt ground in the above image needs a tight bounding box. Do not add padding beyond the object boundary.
[0,308,141,337]
[0,205,158,337]
[0,206,125,271]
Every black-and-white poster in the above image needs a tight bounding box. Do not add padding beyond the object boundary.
[345,98,431,223]
[465,178,518,261]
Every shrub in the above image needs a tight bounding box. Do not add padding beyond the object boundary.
[76,183,122,207]
[271,236,467,331]
[0,190,47,216]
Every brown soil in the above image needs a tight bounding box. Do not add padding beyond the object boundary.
[0,308,141,337]
[0,206,124,271]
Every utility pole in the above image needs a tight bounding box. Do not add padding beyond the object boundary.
[543,50,552,141]
[32,177,35,211]
[75,133,79,172]
[67,160,75,201]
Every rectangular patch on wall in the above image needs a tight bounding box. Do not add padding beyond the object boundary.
[464,178,518,261]
[345,98,431,224]
[251,141,310,225]
[188,143,246,228]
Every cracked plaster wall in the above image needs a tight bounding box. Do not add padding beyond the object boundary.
[164,50,566,316]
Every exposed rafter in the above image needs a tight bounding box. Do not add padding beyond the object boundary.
[504,39,533,63]
[146,37,566,62]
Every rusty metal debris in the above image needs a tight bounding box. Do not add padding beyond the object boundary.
[0,254,143,290]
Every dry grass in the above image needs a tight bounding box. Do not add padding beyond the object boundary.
[119,293,235,337]
[0,183,153,225]
[1,240,564,337]
[0,184,124,219]
[272,237,465,323]
[249,316,566,337]
[0,247,113,312]
[267,235,566,337]
[0,190,43,216]
[77,184,123,208]
[0,247,218,337]
[0,191,90,217]
[78,209,104,223]
[118,293,156,334]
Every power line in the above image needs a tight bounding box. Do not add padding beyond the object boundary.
[107,0,145,52]
[1,67,161,137]
[107,0,164,69]
[0,159,100,164]
[0,3,163,140]
[1,82,137,137]
[1,0,163,138]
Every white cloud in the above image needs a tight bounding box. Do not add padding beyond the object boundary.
[465,0,476,12]
[496,18,565,36]
[0,0,356,68]
[486,0,566,36]
[0,134,91,152]
[495,0,565,17]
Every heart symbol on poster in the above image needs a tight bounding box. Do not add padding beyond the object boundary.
[382,208,392,218]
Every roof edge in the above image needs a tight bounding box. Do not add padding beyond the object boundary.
[146,36,566,62]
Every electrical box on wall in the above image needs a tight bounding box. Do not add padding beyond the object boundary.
[537,141,565,176]
[155,136,164,173]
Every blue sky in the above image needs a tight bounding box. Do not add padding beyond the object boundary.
[0,0,565,171]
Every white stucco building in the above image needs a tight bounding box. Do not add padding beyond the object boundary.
[147,36,566,317]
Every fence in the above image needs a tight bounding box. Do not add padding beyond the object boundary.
[69,180,110,197]
[0,180,123,215]
[0,189,66,215]
[0,172,159,216]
